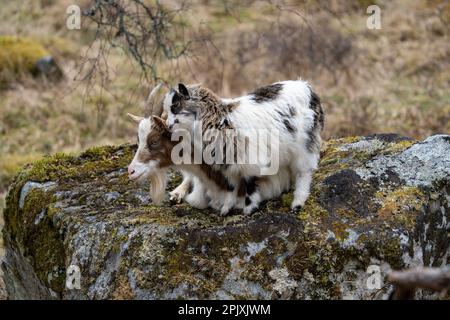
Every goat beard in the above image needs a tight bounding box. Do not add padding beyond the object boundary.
[149,168,167,205]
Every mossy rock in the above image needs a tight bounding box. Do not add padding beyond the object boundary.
[1,135,449,299]
[0,36,62,88]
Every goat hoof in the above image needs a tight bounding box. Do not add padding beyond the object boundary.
[219,208,231,216]
[291,205,303,214]
[169,193,183,204]
[243,206,258,215]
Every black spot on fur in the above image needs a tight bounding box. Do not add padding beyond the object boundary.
[237,178,246,197]
[288,104,296,117]
[244,177,257,196]
[276,110,285,118]
[251,83,283,103]
[238,176,258,201]
[276,104,297,135]
[218,117,233,130]
[306,90,325,152]
[309,90,324,130]
[276,106,295,118]
[200,164,234,191]
[306,131,319,153]
[283,119,296,134]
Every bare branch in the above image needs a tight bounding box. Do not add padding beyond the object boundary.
[388,267,450,300]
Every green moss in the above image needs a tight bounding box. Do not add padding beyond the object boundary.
[2,144,137,296]
[160,239,231,297]
[314,136,362,180]
[167,171,183,191]
[281,192,293,208]
[18,144,134,184]
[80,146,112,159]
[29,215,66,293]
[296,185,329,235]
[375,186,425,228]
[289,242,359,298]
[12,187,66,294]
[376,237,404,270]
[25,152,77,182]
[381,140,416,155]
[300,197,329,222]
[331,221,350,241]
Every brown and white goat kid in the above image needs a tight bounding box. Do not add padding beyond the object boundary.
[127,85,291,214]
[163,80,325,214]
[126,84,209,208]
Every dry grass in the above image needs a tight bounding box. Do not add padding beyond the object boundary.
[0,0,449,193]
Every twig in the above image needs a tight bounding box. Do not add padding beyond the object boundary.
[387,267,450,300]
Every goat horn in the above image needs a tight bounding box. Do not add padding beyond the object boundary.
[144,83,163,117]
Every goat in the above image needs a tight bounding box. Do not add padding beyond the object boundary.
[163,80,324,214]
[127,85,292,214]
[127,84,210,208]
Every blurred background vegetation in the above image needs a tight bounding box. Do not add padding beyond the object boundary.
[0,0,449,222]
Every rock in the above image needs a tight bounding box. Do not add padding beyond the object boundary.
[1,135,449,300]
[0,245,5,300]
[0,276,5,300]
[0,196,5,300]
[0,36,63,88]
[34,56,63,81]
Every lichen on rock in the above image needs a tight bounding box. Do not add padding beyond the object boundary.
[1,135,449,299]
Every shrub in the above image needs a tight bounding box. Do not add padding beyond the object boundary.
[0,36,49,88]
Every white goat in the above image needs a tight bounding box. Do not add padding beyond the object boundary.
[163,80,324,214]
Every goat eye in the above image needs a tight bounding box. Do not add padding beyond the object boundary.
[148,140,160,148]
[171,103,182,114]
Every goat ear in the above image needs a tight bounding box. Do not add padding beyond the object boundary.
[127,113,144,123]
[172,90,183,104]
[152,115,168,131]
[178,83,190,99]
